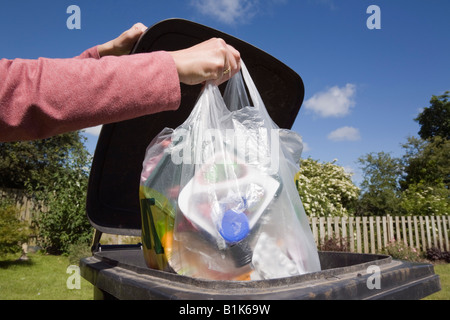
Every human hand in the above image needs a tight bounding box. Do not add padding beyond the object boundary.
[168,38,241,86]
[98,23,147,57]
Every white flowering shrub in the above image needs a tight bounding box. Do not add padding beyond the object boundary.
[294,158,360,217]
[400,182,449,216]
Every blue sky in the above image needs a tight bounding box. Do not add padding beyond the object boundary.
[1,0,449,186]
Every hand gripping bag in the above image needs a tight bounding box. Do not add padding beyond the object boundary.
[139,61,321,280]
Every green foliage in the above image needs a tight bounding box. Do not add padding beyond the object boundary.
[295,158,360,217]
[0,130,93,254]
[3,131,96,255]
[400,182,449,216]
[0,131,88,190]
[66,241,92,265]
[357,152,403,216]
[401,136,450,190]
[31,162,93,255]
[0,202,30,255]
[415,91,449,140]
[357,135,449,216]
[398,136,450,216]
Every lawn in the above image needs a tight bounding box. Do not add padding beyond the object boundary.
[0,252,93,300]
[1,252,448,300]
[423,262,450,300]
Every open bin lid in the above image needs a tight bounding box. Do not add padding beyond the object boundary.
[86,18,305,236]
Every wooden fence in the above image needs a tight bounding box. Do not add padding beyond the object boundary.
[2,188,449,253]
[0,188,39,224]
[310,215,450,254]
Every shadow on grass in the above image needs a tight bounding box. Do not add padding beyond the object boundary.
[0,256,35,269]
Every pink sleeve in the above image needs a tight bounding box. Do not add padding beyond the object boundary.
[75,46,101,59]
[0,48,181,142]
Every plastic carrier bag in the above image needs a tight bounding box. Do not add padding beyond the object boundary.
[139,61,321,280]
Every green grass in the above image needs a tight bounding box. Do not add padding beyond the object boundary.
[423,262,450,300]
[0,252,93,300]
[1,251,448,300]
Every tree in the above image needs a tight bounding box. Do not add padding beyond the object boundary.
[295,158,360,217]
[0,131,93,254]
[31,160,93,254]
[415,91,449,140]
[356,92,450,217]
[0,131,89,190]
[400,136,450,190]
[399,136,449,216]
[400,182,449,216]
[0,201,30,256]
[357,152,403,216]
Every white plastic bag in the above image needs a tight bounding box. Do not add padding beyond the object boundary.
[139,61,321,280]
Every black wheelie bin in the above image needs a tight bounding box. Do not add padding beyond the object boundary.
[80,18,441,300]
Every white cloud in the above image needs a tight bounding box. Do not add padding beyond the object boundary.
[83,125,102,137]
[311,0,336,10]
[190,0,260,24]
[190,0,291,24]
[304,83,356,118]
[327,126,361,141]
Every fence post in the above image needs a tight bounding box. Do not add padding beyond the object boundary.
[349,216,355,253]
[369,216,375,254]
[362,216,369,253]
[327,217,333,240]
[425,216,432,250]
[311,217,318,247]
[431,216,437,248]
[401,216,407,245]
[413,216,420,251]
[443,216,449,251]
[356,217,361,253]
[319,217,325,247]
[342,216,347,249]
[382,216,387,248]
[407,216,413,249]
[334,216,340,241]
[395,216,401,242]
[388,215,394,242]
[437,216,443,250]
[420,216,426,251]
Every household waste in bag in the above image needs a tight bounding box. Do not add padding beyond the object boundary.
[139,61,321,280]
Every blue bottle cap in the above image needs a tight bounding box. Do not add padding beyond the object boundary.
[219,210,250,243]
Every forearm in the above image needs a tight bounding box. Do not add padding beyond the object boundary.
[0,50,180,142]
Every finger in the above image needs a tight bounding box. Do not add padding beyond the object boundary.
[132,22,147,33]
[214,60,230,85]
[220,45,239,82]
[228,44,241,76]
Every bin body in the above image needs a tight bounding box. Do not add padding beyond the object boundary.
[80,249,440,300]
